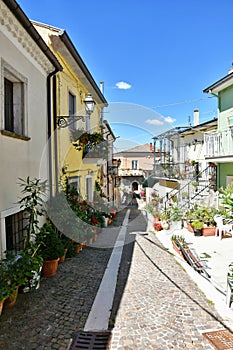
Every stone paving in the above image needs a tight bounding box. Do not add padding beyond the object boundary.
[0,210,127,350]
[0,203,232,349]
[109,228,228,349]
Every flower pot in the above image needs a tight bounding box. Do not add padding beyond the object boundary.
[4,286,19,309]
[187,221,194,233]
[75,245,81,254]
[154,216,160,222]
[161,221,170,230]
[59,248,68,263]
[194,229,202,236]
[0,299,5,316]
[42,258,59,277]
[202,226,216,236]
[103,216,108,227]
[172,241,184,259]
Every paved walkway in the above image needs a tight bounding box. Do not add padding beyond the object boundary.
[109,213,233,349]
[1,204,233,349]
[0,209,128,350]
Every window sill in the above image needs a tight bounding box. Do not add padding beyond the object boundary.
[1,130,31,141]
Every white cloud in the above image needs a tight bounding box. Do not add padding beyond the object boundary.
[163,116,176,123]
[115,81,132,90]
[145,119,163,125]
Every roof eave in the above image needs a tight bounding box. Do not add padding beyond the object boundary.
[59,31,108,106]
[3,0,62,72]
[203,72,233,94]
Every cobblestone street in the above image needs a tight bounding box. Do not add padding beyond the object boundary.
[0,205,232,349]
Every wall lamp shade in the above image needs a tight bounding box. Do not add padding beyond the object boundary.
[84,93,95,115]
[57,93,95,127]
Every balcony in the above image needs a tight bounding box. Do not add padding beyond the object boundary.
[82,141,108,164]
[205,128,233,159]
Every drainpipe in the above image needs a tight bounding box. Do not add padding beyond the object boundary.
[47,70,59,197]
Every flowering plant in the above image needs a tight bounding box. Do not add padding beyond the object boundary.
[73,132,103,151]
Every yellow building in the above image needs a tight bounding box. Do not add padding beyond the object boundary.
[33,21,108,200]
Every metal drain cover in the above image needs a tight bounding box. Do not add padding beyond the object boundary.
[70,330,112,350]
[203,329,233,349]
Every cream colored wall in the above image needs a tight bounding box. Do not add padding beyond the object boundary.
[33,23,103,199]
[55,57,101,198]
[0,33,49,212]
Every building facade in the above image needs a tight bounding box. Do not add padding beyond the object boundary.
[0,0,62,256]
[32,21,108,201]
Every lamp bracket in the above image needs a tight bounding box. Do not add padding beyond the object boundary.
[57,115,85,128]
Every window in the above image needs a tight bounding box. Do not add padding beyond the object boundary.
[68,176,81,193]
[68,91,76,131]
[131,160,138,170]
[4,78,13,132]
[2,61,27,137]
[5,211,27,253]
[86,177,93,202]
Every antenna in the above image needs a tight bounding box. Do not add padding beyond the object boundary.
[188,115,191,126]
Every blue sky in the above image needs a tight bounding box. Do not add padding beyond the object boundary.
[17,0,233,150]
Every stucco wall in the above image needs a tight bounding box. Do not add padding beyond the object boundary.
[0,32,49,212]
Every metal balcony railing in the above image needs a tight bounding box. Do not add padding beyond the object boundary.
[205,128,233,158]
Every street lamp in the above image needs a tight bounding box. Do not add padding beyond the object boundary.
[56,93,95,128]
[84,93,95,115]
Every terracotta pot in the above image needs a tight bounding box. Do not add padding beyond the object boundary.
[4,286,19,309]
[154,216,160,222]
[202,226,216,236]
[59,248,68,263]
[75,245,81,254]
[0,299,5,316]
[42,258,59,277]
[187,221,194,233]
[172,241,184,259]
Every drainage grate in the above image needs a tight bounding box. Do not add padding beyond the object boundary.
[69,331,112,350]
[203,329,233,349]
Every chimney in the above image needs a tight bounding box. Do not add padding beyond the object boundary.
[193,109,199,126]
[100,81,104,95]
[228,63,233,74]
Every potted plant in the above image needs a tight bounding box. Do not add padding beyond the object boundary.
[171,235,185,258]
[192,220,204,236]
[0,260,15,314]
[73,131,103,151]
[36,221,65,277]
[18,177,46,250]
[1,252,26,305]
[17,244,43,293]
[161,213,170,230]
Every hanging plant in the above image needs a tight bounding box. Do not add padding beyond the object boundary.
[73,132,104,151]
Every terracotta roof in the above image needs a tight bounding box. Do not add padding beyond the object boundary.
[116,143,151,154]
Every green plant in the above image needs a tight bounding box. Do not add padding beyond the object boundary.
[192,220,204,230]
[18,177,47,249]
[36,221,65,260]
[0,272,13,302]
[73,132,103,151]
[169,206,182,222]
[219,183,233,216]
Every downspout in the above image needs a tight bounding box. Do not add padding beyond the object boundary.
[47,70,59,197]
[53,75,59,194]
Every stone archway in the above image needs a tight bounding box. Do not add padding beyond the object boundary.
[132,181,138,191]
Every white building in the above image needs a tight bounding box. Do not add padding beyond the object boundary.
[0,0,62,256]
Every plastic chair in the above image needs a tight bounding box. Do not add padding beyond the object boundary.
[214,215,233,240]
